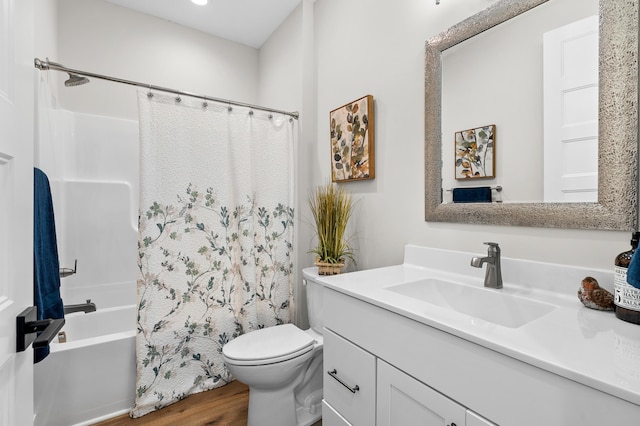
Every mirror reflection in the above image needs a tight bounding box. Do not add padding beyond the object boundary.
[424,0,638,230]
[440,0,598,204]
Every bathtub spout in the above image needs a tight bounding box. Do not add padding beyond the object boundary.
[64,299,97,314]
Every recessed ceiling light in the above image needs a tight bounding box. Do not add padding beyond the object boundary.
[191,0,208,5]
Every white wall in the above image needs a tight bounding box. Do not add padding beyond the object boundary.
[258,0,317,325]
[34,0,58,95]
[312,0,632,273]
[55,0,260,120]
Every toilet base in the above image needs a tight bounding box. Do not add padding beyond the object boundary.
[247,384,297,426]
[295,389,322,426]
[243,350,323,426]
[246,385,322,426]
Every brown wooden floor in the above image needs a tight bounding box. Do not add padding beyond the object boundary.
[93,381,321,426]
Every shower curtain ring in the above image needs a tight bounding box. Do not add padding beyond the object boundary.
[147,84,153,98]
[228,102,233,112]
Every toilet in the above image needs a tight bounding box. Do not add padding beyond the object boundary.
[222,268,324,426]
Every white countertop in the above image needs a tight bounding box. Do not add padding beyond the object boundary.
[309,245,640,407]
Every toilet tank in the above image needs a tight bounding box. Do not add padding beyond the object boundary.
[303,267,324,334]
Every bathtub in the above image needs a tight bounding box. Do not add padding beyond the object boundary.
[34,304,137,426]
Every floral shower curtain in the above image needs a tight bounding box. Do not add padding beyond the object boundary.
[131,91,295,417]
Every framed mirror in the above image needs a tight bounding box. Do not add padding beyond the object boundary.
[425,0,638,230]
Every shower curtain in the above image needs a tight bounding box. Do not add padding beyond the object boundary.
[132,91,295,417]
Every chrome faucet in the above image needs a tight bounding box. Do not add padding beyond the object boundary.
[470,242,503,289]
[63,299,97,314]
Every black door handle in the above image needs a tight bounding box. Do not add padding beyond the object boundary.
[16,306,65,352]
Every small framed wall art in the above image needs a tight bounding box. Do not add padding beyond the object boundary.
[454,124,495,179]
[329,95,375,182]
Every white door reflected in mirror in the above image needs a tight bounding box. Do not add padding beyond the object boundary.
[543,15,599,203]
[440,0,599,204]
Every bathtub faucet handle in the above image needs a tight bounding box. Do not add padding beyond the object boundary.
[60,259,77,278]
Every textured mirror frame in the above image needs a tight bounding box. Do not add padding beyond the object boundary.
[425,0,638,230]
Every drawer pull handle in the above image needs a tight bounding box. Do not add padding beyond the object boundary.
[327,369,360,394]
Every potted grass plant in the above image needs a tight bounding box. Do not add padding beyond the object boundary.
[308,182,354,275]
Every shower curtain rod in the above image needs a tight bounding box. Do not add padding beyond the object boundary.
[33,57,300,120]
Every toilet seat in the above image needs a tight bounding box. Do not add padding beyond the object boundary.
[223,324,316,366]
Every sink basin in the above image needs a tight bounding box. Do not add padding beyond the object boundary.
[386,278,555,328]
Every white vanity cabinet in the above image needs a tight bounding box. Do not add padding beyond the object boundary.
[322,285,640,426]
[322,290,496,426]
[377,360,495,426]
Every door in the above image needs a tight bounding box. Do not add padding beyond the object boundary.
[377,360,465,426]
[0,0,35,425]
[543,15,599,202]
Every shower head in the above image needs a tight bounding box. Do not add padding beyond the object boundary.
[64,73,90,87]
[34,59,90,87]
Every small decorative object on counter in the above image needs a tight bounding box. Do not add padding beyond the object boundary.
[614,232,640,325]
[578,276,614,311]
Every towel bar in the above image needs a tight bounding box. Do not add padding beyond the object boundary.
[16,306,65,352]
[446,185,502,192]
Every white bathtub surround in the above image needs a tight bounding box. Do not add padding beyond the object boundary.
[34,305,136,426]
[318,245,640,425]
[133,91,296,417]
[34,96,140,424]
[35,105,140,310]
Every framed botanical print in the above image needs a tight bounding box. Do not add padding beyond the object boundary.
[330,95,375,182]
[454,124,495,179]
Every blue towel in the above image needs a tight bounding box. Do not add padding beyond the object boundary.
[34,168,64,363]
[452,187,492,203]
[627,248,640,289]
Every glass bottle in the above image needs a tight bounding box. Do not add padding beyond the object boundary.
[614,232,640,325]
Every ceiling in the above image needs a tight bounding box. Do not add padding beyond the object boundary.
[103,0,302,48]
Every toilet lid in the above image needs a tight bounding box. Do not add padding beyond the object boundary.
[223,324,315,363]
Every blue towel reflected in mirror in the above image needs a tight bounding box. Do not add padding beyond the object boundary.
[452,186,492,203]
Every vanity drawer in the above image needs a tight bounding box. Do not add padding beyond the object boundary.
[323,328,376,426]
[322,400,352,426]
